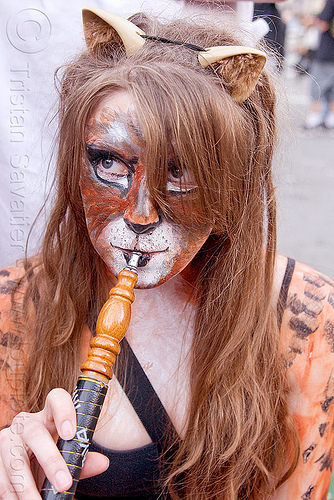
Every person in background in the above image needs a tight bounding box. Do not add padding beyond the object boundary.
[304,0,334,129]
[253,3,286,71]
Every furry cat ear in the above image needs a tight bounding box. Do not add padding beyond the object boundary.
[82,8,145,57]
[198,46,266,102]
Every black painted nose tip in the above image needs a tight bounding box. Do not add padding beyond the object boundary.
[124,217,161,235]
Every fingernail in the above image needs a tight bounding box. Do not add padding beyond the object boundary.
[55,470,72,492]
[61,420,75,440]
[102,456,110,471]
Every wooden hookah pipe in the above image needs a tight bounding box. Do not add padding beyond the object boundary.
[41,252,142,499]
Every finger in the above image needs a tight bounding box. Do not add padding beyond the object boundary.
[5,412,72,494]
[0,430,40,499]
[42,388,76,440]
[0,454,19,500]
[11,415,72,494]
[80,452,109,479]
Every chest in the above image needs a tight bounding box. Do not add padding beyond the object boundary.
[84,277,196,450]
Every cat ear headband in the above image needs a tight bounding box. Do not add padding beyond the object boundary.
[82,7,267,103]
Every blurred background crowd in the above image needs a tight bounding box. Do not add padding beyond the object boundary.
[253,0,334,129]
[245,0,334,283]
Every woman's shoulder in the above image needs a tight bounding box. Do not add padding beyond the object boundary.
[0,257,41,296]
[277,256,334,365]
[275,254,334,297]
[0,261,28,330]
[0,261,28,285]
[288,258,334,298]
[279,257,333,338]
[0,258,41,346]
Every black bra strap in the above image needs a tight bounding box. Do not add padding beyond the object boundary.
[277,257,295,328]
[115,338,177,448]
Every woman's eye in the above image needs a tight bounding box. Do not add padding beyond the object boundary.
[166,165,197,194]
[95,158,129,188]
[100,158,114,169]
[169,165,182,179]
[89,152,130,189]
[86,146,132,189]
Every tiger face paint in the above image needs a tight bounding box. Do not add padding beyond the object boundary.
[80,91,211,288]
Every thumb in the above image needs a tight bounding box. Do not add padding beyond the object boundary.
[80,451,109,479]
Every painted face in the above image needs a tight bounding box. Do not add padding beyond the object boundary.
[80,91,212,288]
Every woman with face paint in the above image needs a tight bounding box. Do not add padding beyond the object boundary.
[0,8,334,500]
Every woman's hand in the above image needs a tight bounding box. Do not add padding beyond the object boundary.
[0,388,109,499]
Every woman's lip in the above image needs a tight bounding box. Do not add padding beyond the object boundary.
[110,245,169,268]
[111,244,169,254]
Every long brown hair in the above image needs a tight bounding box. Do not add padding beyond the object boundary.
[15,13,298,499]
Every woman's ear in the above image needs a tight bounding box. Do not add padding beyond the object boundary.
[198,47,266,103]
[82,8,145,58]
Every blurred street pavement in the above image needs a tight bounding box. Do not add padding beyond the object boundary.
[275,69,334,280]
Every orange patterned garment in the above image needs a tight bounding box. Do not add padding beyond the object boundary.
[1,260,334,499]
[273,261,334,500]
[0,265,27,431]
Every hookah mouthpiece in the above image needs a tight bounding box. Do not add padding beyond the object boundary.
[124,251,142,273]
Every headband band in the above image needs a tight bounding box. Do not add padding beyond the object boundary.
[140,34,206,52]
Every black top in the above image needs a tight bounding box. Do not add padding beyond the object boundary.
[316,0,334,62]
[75,441,162,499]
[75,258,296,499]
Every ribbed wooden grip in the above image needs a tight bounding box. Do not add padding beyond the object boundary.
[40,268,138,499]
[81,269,138,380]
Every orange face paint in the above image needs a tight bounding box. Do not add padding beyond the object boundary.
[80,91,211,288]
